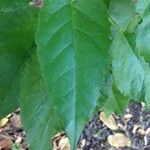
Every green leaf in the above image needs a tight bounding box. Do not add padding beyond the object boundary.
[35,0,110,149]
[124,33,136,52]
[126,14,142,33]
[136,1,150,63]
[112,31,150,107]
[0,6,38,118]
[102,0,110,8]
[112,32,145,100]
[20,52,60,150]
[0,0,30,12]
[139,58,150,108]
[109,0,136,31]
[100,75,129,115]
[136,0,150,17]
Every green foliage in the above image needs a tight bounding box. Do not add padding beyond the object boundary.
[136,0,150,62]
[0,0,30,12]
[0,1,38,118]
[100,74,130,116]
[112,32,144,100]
[20,51,55,150]
[109,0,136,31]
[0,0,150,149]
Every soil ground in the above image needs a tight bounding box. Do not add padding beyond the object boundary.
[0,102,150,150]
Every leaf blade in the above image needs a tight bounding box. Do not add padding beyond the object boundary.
[136,1,150,62]
[35,0,111,148]
[112,31,150,107]
[112,32,145,100]
[100,75,130,115]
[109,0,136,31]
[20,52,60,150]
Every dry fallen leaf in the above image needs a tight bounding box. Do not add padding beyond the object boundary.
[6,114,12,118]
[144,135,148,146]
[0,134,13,149]
[146,128,150,135]
[15,136,22,144]
[100,112,118,130]
[124,114,133,119]
[58,136,70,150]
[137,128,146,135]
[107,133,131,148]
[118,123,125,130]
[0,118,9,128]
[10,114,22,128]
[53,132,70,150]
[132,124,140,134]
[141,101,145,108]
[81,139,86,148]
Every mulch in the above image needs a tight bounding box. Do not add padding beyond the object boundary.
[0,109,29,150]
[77,102,150,150]
[0,102,150,150]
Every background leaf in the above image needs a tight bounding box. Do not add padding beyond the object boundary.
[136,1,150,63]
[100,74,129,115]
[136,0,150,17]
[20,52,60,150]
[109,0,136,31]
[112,31,150,107]
[112,32,144,100]
[139,59,150,108]
[0,4,38,118]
